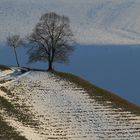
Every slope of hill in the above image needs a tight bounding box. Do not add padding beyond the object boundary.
[0,70,139,139]
[0,64,11,71]
[0,0,140,44]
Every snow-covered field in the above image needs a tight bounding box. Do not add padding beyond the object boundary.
[0,70,140,139]
[0,0,140,44]
[0,67,28,82]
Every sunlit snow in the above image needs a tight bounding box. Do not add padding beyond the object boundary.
[0,70,140,139]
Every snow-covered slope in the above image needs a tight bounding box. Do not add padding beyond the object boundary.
[1,0,140,44]
[0,67,28,82]
[0,71,140,139]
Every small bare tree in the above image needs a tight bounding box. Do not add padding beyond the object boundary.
[7,35,22,67]
[27,12,74,71]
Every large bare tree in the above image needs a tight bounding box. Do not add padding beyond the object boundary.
[7,35,22,67]
[27,12,74,71]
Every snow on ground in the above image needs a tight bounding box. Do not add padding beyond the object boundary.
[0,0,140,44]
[0,71,139,140]
[0,69,12,78]
[0,67,28,82]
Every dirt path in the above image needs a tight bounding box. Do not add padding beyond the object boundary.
[1,71,140,140]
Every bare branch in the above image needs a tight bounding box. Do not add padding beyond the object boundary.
[26,12,75,71]
[6,35,23,67]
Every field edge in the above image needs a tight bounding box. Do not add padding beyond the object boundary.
[53,71,140,115]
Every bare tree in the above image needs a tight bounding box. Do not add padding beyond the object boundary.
[27,12,74,71]
[7,35,22,67]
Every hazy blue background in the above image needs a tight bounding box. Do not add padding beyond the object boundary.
[0,44,140,106]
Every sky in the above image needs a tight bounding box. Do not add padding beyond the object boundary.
[0,0,140,45]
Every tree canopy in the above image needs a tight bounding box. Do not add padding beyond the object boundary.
[7,35,22,67]
[27,12,74,71]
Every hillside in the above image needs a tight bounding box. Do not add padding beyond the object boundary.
[0,0,140,44]
[0,64,11,71]
[0,69,139,139]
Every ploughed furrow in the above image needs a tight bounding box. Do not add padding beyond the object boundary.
[1,71,140,140]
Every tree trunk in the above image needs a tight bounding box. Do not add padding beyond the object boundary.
[47,61,53,71]
[14,47,20,67]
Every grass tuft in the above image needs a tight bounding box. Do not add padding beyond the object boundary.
[0,86,39,126]
[0,64,11,71]
[0,116,27,140]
